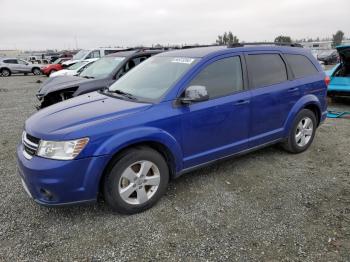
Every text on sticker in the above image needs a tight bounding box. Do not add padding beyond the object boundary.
[171,58,195,64]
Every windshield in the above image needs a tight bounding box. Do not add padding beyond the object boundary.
[68,61,89,70]
[52,58,61,64]
[79,57,125,79]
[73,50,90,60]
[318,50,335,57]
[108,56,198,101]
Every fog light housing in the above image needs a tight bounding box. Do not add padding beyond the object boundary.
[40,188,54,201]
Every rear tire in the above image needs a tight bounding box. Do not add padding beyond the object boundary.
[49,69,57,76]
[1,68,11,77]
[103,147,169,214]
[282,109,317,154]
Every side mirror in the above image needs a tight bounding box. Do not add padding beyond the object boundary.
[180,85,209,104]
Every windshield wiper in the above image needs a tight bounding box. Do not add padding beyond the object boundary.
[108,89,137,100]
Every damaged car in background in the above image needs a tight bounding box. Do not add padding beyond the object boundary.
[36,49,163,109]
[327,45,350,97]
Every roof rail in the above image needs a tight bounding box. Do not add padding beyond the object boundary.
[180,44,222,49]
[130,47,174,52]
[227,42,303,48]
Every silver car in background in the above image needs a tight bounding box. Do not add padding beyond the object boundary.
[0,58,44,77]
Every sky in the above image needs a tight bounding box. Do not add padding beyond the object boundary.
[0,0,349,50]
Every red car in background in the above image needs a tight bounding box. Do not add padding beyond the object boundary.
[41,57,71,76]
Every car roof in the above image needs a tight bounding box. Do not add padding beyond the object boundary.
[157,45,311,58]
[105,49,163,58]
[336,44,350,51]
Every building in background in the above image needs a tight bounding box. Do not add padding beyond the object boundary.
[0,49,22,57]
[301,40,350,50]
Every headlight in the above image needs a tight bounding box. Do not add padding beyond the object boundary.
[37,138,89,160]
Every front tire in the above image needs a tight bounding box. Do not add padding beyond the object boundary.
[103,147,169,214]
[282,109,317,153]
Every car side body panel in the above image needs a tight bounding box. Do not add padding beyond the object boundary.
[17,45,328,207]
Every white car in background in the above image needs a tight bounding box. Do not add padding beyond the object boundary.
[50,59,96,78]
[62,47,125,67]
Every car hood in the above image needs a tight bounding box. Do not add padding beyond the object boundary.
[336,45,350,58]
[62,59,79,66]
[42,63,54,68]
[50,69,76,78]
[37,75,91,95]
[26,91,152,140]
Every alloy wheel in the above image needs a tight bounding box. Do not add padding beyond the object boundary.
[33,68,41,75]
[118,160,161,205]
[295,117,313,147]
[2,69,10,77]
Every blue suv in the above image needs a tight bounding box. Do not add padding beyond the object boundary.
[17,44,328,214]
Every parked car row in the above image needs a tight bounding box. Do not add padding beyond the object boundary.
[41,57,72,76]
[50,60,96,77]
[36,49,161,108]
[17,43,330,214]
[62,47,126,67]
[0,48,124,77]
[27,51,76,64]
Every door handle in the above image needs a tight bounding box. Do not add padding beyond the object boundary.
[234,99,250,105]
[287,87,298,92]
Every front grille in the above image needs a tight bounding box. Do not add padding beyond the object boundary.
[26,133,40,144]
[24,145,36,156]
[22,131,40,158]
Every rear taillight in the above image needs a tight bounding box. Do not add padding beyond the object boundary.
[324,76,331,86]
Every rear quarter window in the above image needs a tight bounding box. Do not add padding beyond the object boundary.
[246,54,287,88]
[3,59,18,64]
[285,54,318,79]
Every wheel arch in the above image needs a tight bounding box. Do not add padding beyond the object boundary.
[91,127,183,197]
[98,140,178,197]
[283,94,322,137]
[304,103,321,126]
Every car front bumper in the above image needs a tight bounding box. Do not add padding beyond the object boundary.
[16,144,111,207]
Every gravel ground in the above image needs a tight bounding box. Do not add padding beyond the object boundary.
[0,75,350,261]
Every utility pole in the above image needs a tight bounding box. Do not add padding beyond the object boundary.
[75,34,78,50]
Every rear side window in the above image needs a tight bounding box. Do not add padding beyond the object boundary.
[86,50,100,59]
[189,56,243,99]
[3,59,18,64]
[247,54,287,88]
[285,54,318,78]
[18,60,28,65]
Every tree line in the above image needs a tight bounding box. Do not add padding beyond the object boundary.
[215,30,346,47]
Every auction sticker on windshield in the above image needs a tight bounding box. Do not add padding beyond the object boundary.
[114,57,125,61]
[171,58,195,64]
